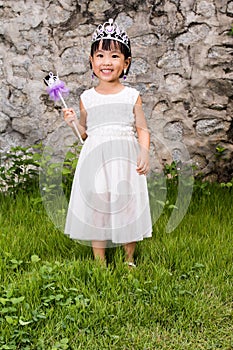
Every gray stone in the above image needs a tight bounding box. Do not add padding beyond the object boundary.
[195,118,226,136]
[131,34,158,49]
[130,58,149,75]
[0,113,10,133]
[192,154,208,169]
[46,4,71,27]
[157,51,181,69]
[12,116,37,135]
[164,74,188,94]
[153,101,170,115]
[180,0,196,14]
[194,88,229,108]
[207,45,233,63]
[227,1,233,15]
[176,24,210,45]
[207,79,233,97]
[0,132,25,153]
[0,58,4,78]
[172,148,182,162]
[196,1,216,18]
[60,46,89,75]
[164,121,184,141]
[116,13,134,31]
[88,0,112,21]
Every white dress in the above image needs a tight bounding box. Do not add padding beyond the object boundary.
[65,86,152,246]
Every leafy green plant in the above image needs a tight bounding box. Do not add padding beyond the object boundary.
[0,145,40,194]
[0,142,81,198]
[163,160,179,180]
[211,145,233,182]
[193,180,211,196]
[215,145,226,159]
[220,178,233,188]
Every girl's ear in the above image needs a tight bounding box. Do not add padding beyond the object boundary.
[124,57,131,69]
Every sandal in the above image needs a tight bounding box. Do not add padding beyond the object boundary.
[127,262,136,268]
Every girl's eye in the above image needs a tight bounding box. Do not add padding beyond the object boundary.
[96,54,103,58]
[112,54,119,58]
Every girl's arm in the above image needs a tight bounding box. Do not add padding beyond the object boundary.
[63,99,88,140]
[134,95,150,175]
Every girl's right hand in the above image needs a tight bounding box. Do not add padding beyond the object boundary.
[63,108,77,127]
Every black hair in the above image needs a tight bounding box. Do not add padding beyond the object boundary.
[90,39,131,78]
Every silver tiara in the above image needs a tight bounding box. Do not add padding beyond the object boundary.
[91,18,130,50]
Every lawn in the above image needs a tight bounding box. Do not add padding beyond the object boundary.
[0,184,232,349]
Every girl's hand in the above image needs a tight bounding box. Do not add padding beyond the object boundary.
[136,149,150,175]
[63,108,77,127]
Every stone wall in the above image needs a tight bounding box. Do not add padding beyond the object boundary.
[0,0,233,179]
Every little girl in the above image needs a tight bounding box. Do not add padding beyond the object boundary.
[63,18,152,266]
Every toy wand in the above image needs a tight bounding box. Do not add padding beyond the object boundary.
[44,72,84,144]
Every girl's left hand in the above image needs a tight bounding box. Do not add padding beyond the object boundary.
[136,150,150,175]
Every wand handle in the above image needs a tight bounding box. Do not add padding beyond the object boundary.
[58,91,68,109]
[71,122,84,145]
[58,91,84,145]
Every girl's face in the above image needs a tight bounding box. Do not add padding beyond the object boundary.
[90,41,131,83]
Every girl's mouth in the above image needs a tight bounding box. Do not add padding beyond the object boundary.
[101,69,113,74]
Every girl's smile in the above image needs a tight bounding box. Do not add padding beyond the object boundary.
[101,69,113,74]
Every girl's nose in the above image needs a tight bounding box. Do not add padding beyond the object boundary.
[102,54,111,65]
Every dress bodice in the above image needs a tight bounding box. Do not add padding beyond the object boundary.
[80,87,139,136]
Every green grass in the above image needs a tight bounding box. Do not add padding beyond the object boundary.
[0,185,232,349]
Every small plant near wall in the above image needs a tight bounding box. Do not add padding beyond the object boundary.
[228,26,233,36]
[0,145,40,195]
[212,145,233,183]
[215,145,226,157]
[0,143,81,197]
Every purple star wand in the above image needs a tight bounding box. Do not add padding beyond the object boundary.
[44,72,84,144]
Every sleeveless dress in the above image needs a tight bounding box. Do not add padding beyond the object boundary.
[65,86,152,246]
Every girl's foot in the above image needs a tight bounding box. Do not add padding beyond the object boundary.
[94,256,107,268]
[123,242,136,266]
[125,261,136,268]
[92,240,106,263]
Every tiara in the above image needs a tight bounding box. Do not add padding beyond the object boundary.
[91,18,130,50]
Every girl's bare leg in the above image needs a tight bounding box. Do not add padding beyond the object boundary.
[92,240,106,263]
[123,242,136,263]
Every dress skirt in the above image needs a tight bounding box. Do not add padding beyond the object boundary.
[64,130,152,246]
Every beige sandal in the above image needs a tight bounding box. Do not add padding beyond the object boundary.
[127,262,136,268]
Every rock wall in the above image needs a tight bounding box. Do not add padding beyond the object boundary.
[0,0,233,179]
